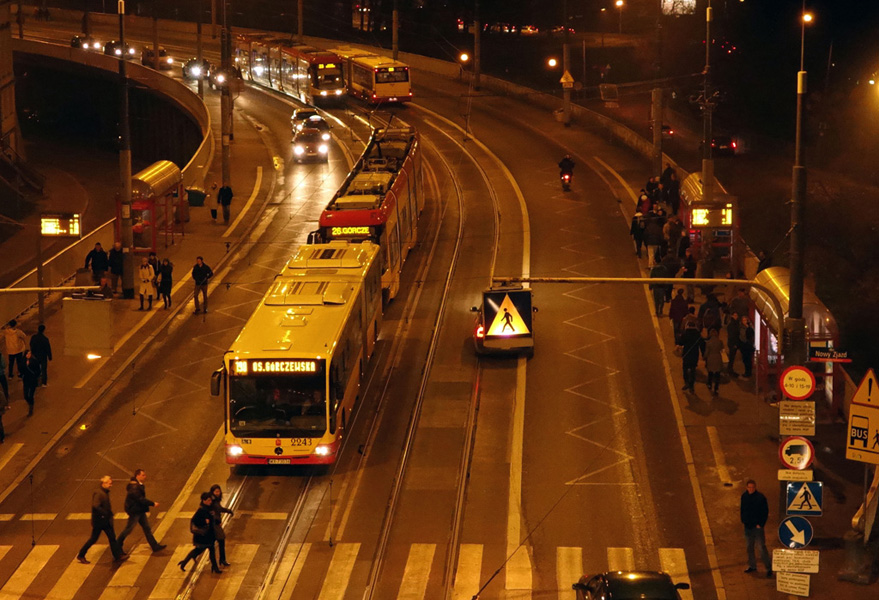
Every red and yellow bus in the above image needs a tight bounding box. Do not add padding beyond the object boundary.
[317,126,422,300]
[211,242,382,465]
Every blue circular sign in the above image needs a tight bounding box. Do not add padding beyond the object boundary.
[778,516,813,549]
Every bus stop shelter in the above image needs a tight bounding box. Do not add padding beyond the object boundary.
[116,160,184,254]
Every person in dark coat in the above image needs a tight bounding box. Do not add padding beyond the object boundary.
[726,311,740,377]
[157,258,174,309]
[739,315,756,378]
[757,250,772,273]
[192,257,214,315]
[644,210,665,267]
[669,289,690,344]
[218,185,233,224]
[703,328,724,396]
[178,492,221,573]
[108,241,124,294]
[740,479,772,576]
[21,351,40,417]
[85,242,110,284]
[0,355,6,443]
[679,321,704,392]
[209,484,234,567]
[649,263,670,316]
[629,212,646,258]
[77,476,127,564]
[29,324,52,386]
[117,469,165,553]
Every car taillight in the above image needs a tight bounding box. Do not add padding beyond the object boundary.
[731,141,737,149]
[476,325,484,339]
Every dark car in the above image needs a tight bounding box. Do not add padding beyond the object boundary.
[299,115,331,140]
[573,571,690,600]
[104,40,137,60]
[182,57,213,81]
[141,45,173,70]
[711,134,737,156]
[291,108,320,133]
[208,66,237,90]
[71,35,102,51]
[292,128,330,163]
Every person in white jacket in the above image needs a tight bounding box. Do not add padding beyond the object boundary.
[4,320,27,379]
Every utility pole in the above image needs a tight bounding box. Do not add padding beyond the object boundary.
[196,0,204,98]
[297,0,303,42]
[220,0,231,188]
[473,0,480,90]
[152,0,159,72]
[651,87,662,176]
[118,0,134,299]
[700,1,714,205]
[561,0,570,126]
[392,0,399,61]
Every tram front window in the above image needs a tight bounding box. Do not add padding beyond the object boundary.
[315,71,343,88]
[230,376,326,437]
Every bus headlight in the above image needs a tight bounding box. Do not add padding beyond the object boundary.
[321,132,330,141]
[320,90,327,96]
[318,145,328,154]
[227,444,244,457]
[314,445,332,456]
[294,146,305,155]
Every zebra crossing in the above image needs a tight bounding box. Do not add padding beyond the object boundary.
[0,542,694,599]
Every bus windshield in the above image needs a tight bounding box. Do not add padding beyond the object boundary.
[376,68,409,84]
[315,70,343,88]
[229,375,326,437]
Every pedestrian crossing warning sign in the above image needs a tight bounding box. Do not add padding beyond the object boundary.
[484,289,532,338]
[786,481,823,516]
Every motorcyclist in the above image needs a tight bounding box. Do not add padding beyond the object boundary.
[558,155,575,175]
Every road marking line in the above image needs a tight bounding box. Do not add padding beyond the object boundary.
[275,542,312,600]
[659,548,693,600]
[19,513,56,520]
[397,543,436,599]
[606,547,635,571]
[317,542,360,600]
[506,356,532,592]
[223,166,263,238]
[707,426,734,485]
[453,544,482,600]
[0,546,9,560]
[47,545,107,600]
[154,424,224,540]
[147,545,190,599]
[208,544,259,599]
[592,156,638,206]
[0,544,58,600]
[99,544,151,596]
[0,515,12,521]
[0,443,23,473]
[556,547,583,600]
[237,510,288,520]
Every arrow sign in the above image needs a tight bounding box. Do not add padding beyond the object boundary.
[778,516,813,549]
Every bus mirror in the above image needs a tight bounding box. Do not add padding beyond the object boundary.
[470,306,479,312]
[533,306,539,313]
[210,368,224,397]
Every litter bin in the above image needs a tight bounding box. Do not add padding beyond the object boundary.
[186,187,207,207]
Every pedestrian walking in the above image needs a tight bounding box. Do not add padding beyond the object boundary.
[192,256,214,315]
[4,320,27,378]
[726,311,740,377]
[680,249,697,303]
[29,324,52,386]
[739,315,756,378]
[209,484,234,567]
[21,351,40,416]
[660,162,675,187]
[77,476,128,564]
[669,289,689,344]
[84,242,110,285]
[729,288,750,321]
[117,469,166,553]
[138,257,155,311]
[108,241,124,294]
[629,212,646,258]
[699,294,723,333]
[757,250,772,273]
[703,328,724,396]
[679,319,703,392]
[740,479,773,577]
[0,353,8,407]
[157,258,174,309]
[147,252,160,297]
[644,210,665,267]
[178,492,221,574]
[649,263,670,316]
[218,184,233,224]
[680,306,700,333]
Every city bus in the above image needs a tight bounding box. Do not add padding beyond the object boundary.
[317,126,422,300]
[328,47,413,104]
[211,241,382,465]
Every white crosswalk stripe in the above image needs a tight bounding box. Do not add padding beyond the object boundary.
[0,544,58,600]
[0,542,693,599]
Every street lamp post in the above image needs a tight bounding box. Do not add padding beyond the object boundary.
[616,0,623,35]
[787,9,813,366]
[118,0,134,299]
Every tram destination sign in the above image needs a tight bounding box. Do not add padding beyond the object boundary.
[232,359,324,376]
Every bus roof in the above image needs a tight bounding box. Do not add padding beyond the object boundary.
[228,242,379,360]
[350,54,409,70]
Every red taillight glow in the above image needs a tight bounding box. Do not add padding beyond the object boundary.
[731,141,737,148]
[476,325,485,339]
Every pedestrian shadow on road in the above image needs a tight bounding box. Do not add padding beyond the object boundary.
[682,388,739,416]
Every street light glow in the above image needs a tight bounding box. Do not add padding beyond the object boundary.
[616,0,623,7]
[802,13,813,23]
[460,53,469,63]
[547,57,558,68]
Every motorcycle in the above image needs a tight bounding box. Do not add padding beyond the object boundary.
[560,171,572,192]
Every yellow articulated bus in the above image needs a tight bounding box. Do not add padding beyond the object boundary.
[211,241,382,465]
[328,47,413,104]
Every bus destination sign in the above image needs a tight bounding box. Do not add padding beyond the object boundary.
[233,359,323,375]
[331,226,372,238]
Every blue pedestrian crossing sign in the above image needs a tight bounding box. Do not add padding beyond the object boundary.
[779,516,814,549]
[786,481,823,516]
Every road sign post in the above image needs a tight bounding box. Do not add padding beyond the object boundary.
[780,365,816,400]
[786,481,823,516]
[779,516,814,549]
[772,548,820,573]
[780,436,815,471]
[846,370,879,464]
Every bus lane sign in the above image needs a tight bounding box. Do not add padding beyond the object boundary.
[846,369,879,465]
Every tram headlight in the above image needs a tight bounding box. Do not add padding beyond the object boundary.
[253,65,264,76]
[320,90,327,96]
[314,445,332,456]
[335,89,343,95]
[321,132,330,141]
[318,144,328,154]
[294,145,305,155]
[227,444,244,457]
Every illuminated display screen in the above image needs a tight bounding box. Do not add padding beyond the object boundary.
[331,226,372,237]
[41,213,82,237]
[233,359,322,375]
[318,63,337,69]
[690,204,733,228]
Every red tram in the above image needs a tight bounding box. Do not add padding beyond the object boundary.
[317,126,423,300]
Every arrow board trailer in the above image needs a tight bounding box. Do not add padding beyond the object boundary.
[472,286,535,356]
